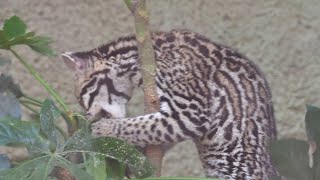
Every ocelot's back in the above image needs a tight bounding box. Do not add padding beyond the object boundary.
[61,30,278,180]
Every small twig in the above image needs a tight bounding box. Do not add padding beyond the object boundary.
[20,101,40,114]
[19,99,42,107]
[22,94,43,105]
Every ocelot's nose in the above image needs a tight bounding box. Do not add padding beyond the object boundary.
[100,109,112,118]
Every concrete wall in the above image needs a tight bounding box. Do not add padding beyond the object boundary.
[1,0,319,176]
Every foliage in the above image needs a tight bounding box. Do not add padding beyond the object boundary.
[270,105,320,180]
[0,15,54,56]
[0,15,152,180]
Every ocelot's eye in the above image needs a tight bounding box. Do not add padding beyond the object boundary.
[100,109,112,118]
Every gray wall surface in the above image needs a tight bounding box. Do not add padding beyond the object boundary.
[1,0,319,176]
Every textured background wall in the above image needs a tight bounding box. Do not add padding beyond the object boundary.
[0,0,319,176]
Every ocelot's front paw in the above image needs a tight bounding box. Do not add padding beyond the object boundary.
[90,118,116,137]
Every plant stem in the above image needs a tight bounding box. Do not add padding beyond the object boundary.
[61,112,77,135]
[20,101,40,115]
[9,48,78,134]
[22,94,43,104]
[71,113,87,122]
[20,99,42,107]
[124,0,163,176]
[55,124,68,140]
[9,48,68,112]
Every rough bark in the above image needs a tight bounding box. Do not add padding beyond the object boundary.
[124,0,163,176]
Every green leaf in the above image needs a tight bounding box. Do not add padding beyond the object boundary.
[24,158,55,180]
[62,128,90,151]
[0,155,51,179]
[270,139,313,180]
[91,137,152,178]
[3,16,26,40]
[0,118,49,154]
[40,99,61,147]
[0,94,21,119]
[0,16,55,56]
[29,44,56,57]
[55,156,92,180]
[0,74,23,98]
[0,30,8,44]
[26,36,53,45]
[64,129,153,178]
[85,155,107,180]
[105,158,125,180]
[0,154,11,170]
[0,32,36,49]
[28,36,55,56]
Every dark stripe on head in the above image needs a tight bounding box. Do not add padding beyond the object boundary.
[79,77,97,108]
[90,69,110,78]
[85,75,131,109]
[73,50,96,59]
[88,86,100,108]
[103,75,131,104]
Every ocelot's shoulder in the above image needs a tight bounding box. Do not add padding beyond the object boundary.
[151,29,206,43]
[151,29,224,50]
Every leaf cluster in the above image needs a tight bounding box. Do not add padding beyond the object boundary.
[0,97,153,179]
[0,16,54,56]
[0,15,152,180]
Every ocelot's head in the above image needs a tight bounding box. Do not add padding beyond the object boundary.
[61,39,142,121]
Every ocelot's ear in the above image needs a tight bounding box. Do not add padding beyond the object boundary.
[60,52,87,71]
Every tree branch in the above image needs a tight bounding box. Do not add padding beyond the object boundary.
[124,0,163,177]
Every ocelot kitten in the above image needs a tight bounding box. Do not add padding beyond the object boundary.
[61,30,278,180]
